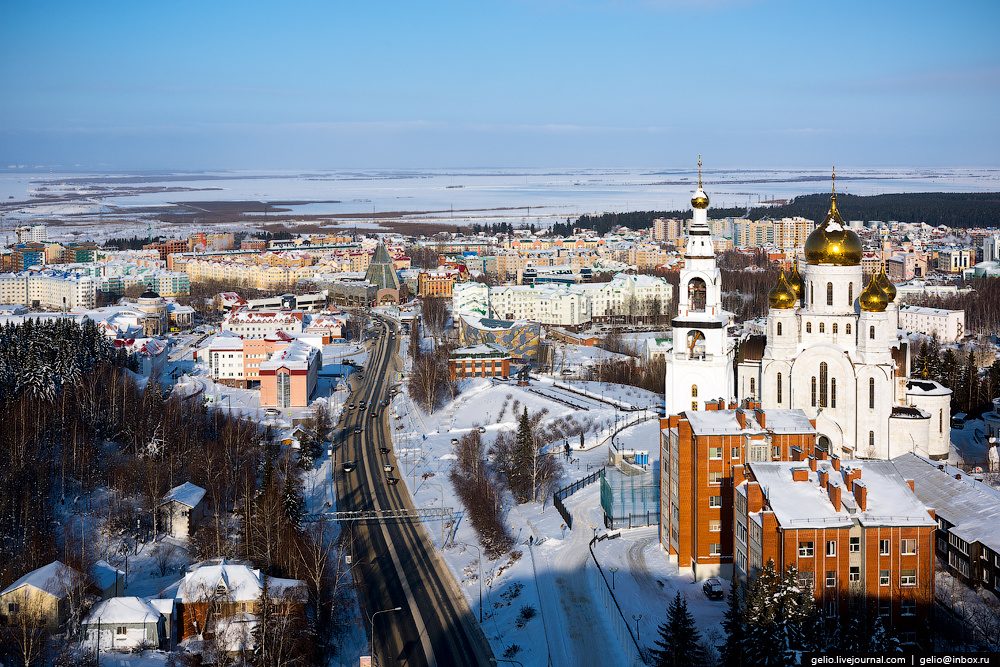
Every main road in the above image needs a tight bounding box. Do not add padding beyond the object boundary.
[334,314,494,667]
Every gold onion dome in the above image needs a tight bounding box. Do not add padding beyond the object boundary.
[875,263,897,302]
[859,274,889,312]
[788,264,804,300]
[804,169,863,265]
[691,154,710,209]
[768,269,797,309]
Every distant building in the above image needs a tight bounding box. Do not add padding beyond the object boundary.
[221,309,305,338]
[898,305,965,342]
[157,482,207,539]
[457,315,541,361]
[448,343,511,381]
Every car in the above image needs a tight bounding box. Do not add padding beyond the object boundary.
[477,426,486,434]
[371,411,378,418]
[703,578,725,600]
[348,403,355,410]
[379,447,390,454]
[354,426,362,433]
[385,476,398,485]
[342,461,356,473]
[264,408,281,417]
[383,463,393,473]
[561,368,574,375]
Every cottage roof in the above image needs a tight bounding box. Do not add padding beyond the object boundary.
[172,560,303,603]
[90,560,123,591]
[160,482,206,508]
[85,597,161,625]
[1,561,83,598]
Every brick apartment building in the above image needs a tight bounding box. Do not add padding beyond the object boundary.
[734,456,936,646]
[658,401,817,580]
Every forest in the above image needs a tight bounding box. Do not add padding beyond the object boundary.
[0,319,348,666]
[564,192,1000,235]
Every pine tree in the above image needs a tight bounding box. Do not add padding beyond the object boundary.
[650,592,703,667]
[281,476,306,531]
[720,583,746,667]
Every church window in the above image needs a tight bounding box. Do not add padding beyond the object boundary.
[826,282,834,306]
[819,323,825,334]
[849,283,853,306]
[692,401,698,411]
[833,323,838,334]
[869,326,875,340]
[691,385,698,398]
[819,362,829,407]
[777,322,782,336]
[831,378,836,408]
[811,377,817,407]
[810,283,814,305]
[869,431,875,451]
[750,378,756,398]
[940,409,943,434]
[846,323,852,335]
[806,322,812,334]
[777,373,783,404]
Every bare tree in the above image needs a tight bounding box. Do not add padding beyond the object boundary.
[421,296,448,346]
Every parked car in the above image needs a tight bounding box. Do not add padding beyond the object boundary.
[477,426,487,434]
[264,408,280,417]
[703,578,725,600]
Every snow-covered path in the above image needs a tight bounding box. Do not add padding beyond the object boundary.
[529,486,629,667]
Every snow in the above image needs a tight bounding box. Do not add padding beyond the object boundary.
[169,560,303,603]
[159,482,205,509]
[90,560,124,591]
[0,560,81,597]
[86,597,161,624]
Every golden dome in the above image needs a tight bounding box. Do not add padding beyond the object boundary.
[859,273,889,312]
[768,269,797,309]
[788,264,804,301]
[804,173,862,265]
[875,263,897,302]
[691,154,710,209]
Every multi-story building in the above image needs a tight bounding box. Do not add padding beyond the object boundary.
[418,269,462,297]
[734,457,936,646]
[658,403,817,580]
[258,336,322,409]
[221,309,305,338]
[143,239,189,262]
[0,270,97,310]
[452,281,490,321]
[448,343,511,381]
[937,248,975,273]
[898,305,965,342]
[983,233,1000,263]
[652,218,684,242]
[12,243,46,271]
[204,331,322,401]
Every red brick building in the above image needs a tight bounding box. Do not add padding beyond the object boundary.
[448,343,511,381]
[659,401,817,580]
[143,239,189,262]
[734,457,936,646]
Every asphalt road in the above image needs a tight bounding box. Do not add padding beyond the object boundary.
[335,315,494,667]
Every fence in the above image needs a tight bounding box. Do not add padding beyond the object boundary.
[600,466,659,529]
[552,468,605,530]
[589,535,648,666]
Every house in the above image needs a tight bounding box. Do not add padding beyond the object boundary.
[0,561,87,630]
[90,560,124,599]
[164,559,305,642]
[82,597,165,651]
[157,482,207,539]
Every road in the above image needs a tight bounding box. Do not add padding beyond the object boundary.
[334,315,494,667]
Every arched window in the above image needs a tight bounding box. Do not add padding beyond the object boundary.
[848,283,854,306]
[831,378,836,408]
[806,322,812,334]
[777,372,783,404]
[940,410,943,434]
[819,322,825,334]
[869,431,875,451]
[819,362,829,407]
[691,385,698,398]
[846,323,852,335]
[811,376,817,407]
[827,282,834,306]
[833,323,838,335]
[750,377,756,398]
[777,322,782,336]
[869,325,875,340]
[869,378,875,409]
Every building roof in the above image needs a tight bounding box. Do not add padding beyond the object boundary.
[0,561,83,598]
[747,459,935,530]
[891,453,1000,552]
[450,342,511,358]
[90,560,123,591]
[685,409,763,436]
[85,597,161,625]
[364,242,401,292]
[170,559,303,603]
[160,481,206,508]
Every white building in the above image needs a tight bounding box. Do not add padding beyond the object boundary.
[221,309,305,338]
[0,270,97,310]
[982,233,1000,263]
[739,179,951,460]
[451,281,490,323]
[663,167,736,415]
[898,305,965,342]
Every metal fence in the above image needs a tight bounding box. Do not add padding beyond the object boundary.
[600,466,659,529]
[552,468,605,530]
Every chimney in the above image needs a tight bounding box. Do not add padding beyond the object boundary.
[755,408,766,429]
[792,468,809,482]
[854,481,867,511]
[728,400,737,410]
[808,456,817,472]
[955,473,962,480]
[733,464,747,487]
[906,479,915,492]
[937,464,945,471]
[828,483,841,510]
[831,456,841,472]
[818,470,829,489]
[736,410,746,429]
[817,449,829,461]
[790,446,803,462]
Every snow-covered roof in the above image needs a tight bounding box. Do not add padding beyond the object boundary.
[748,459,935,530]
[762,410,816,434]
[905,379,951,397]
[891,453,1000,552]
[450,343,510,358]
[171,559,303,603]
[160,481,206,508]
[259,339,319,372]
[84,597,161,625]
[685,410,763,436]
[0,561,83,598]
[90,560,123,591]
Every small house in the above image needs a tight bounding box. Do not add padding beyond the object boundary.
[157,482,207,539]
[82,597,164,651]
[90,560,124,600]
[0,561,87,630]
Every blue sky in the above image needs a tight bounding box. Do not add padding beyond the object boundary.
[2,0,998,169]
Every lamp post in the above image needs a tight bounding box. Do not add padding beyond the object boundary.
[370,606,402,666]
[632,614,643,645]
[459,542,483,622]
[609,566,618,590]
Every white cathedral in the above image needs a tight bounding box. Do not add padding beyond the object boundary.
[665,166,952,460]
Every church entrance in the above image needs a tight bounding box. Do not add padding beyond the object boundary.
[817,434,831,454]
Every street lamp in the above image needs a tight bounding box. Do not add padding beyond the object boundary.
[632,614,643,645]
[459,542,484,623]
[370,606,402,666]
[608,566,618,590]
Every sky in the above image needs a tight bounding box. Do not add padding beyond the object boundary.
[2,0,999,170]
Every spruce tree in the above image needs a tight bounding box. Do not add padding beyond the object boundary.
[720,583,746,667]
[650,592,703,667]
[281,476,306,530]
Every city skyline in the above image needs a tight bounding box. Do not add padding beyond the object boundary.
[2,0,999,169]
